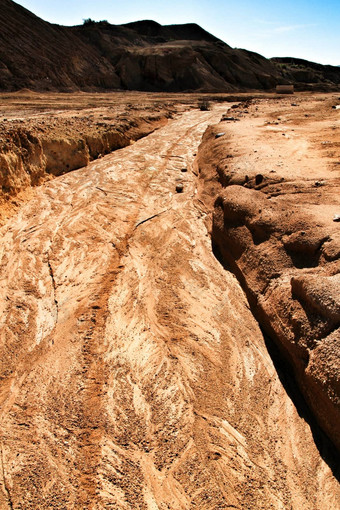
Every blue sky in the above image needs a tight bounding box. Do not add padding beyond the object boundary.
[16,0,340,65]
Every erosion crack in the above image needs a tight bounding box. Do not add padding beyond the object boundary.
[134,208,171,230]
[47,254,59,325]
[0,445,13,510]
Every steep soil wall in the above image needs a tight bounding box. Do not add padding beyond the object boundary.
[212,186,340,451]
[0,112,170,197]
[196,96,340,452]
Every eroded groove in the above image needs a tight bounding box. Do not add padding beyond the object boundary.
[47,255,59,326]
[0,445,13,510]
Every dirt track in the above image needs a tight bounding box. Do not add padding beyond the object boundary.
[0,101,339,508]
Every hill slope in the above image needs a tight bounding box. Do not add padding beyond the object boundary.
[272,57,340,91]
[0,0,121,90]
[0,0,339,92]
[0,0,276,92]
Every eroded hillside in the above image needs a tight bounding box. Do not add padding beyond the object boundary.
[1,0,339,93]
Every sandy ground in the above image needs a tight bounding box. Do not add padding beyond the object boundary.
[0,94,339,508]
[0,91,240,225]
[212,93,340,215]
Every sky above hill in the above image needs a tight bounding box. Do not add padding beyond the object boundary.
[17,0,340,66]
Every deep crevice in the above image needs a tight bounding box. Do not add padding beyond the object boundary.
[262,330,340,481]
[211,238,340,479]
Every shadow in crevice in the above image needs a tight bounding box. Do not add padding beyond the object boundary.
[263,330,340,481]
[285,249,320,269]
[211,239,340,481]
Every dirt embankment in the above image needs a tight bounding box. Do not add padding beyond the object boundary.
[0,91,272,224]
[196,94,340,451]
[0,106,172,195]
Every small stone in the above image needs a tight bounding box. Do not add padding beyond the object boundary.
[176,184,184,193]
[215,132,225,138]
[333,214,340,222]
[221,116,239,121]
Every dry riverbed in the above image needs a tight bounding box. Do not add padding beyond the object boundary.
[0,92,339,509]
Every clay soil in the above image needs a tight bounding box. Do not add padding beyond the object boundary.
[0,92,339,509]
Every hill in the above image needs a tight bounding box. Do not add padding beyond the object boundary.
[0,0,277,92]
[0,0,339,92]
[272,57,340,91]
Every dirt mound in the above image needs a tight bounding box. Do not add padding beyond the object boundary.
[196,95,340,451]
[0,0,338,92]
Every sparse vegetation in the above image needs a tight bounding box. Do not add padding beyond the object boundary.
[82,18,95,26]
[82,18,109,26]
[198,99,211,111]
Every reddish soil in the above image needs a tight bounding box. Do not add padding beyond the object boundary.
[0,92,339,509]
